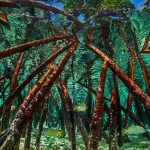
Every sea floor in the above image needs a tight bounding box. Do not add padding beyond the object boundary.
[19,129,150,150]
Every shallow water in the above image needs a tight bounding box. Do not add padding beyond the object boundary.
[19,131,150,150]
[0,0,150,150]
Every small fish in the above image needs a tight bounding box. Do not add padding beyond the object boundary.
[11,105,16,112]
[45,129,65,137]
[122,125,146,136]
[74,102,87,112]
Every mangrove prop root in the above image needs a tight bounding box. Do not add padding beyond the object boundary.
[0,0,81,25]
[86,44,150,108]
[0,42,73,111]
[24,118,33,150]
[16,0,81,25]
[131,30,150,96]
[0,17,10,28]
[141,33,150,52]
[10,52,26,90]
[50,91,65,131]
[1,52,25,131]
[0,35,74,58]
[35,97,48,149]
[0,42,79,150]
[113,76,123,146]
[109,88,117,150]
[88,60,109,150]
[56,82,73,141]
[58,77,89,150]
[19,64,54,113]
[1,65,53,143]
[122,34,135,127]
[141,49,150,53]
[131,29,150,124]
[78,81,110,114]
[58,77,76,150]
[78,76,145,128]
[75,112,89,149]
[78,57,97,82]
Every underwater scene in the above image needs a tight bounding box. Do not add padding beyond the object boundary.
[0,0,150,150]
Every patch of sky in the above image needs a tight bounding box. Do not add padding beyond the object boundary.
[40,0,149,23]
[130,0,145,9]
[49,1,64,10]
[48,0,146,10]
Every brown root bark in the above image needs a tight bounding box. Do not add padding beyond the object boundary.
[35,97,48,149]
[75,112,89,150]
[56,82,72,140]
[141,49,150,53]
[122,34,135,127]
[141,33,150,52]
[24,118,32,150]
[0,17,10,28]
[78,80,144,128]
[0,42,78,150]
[109,88,118,150]
[1,52,25,131]
[57,77,89,150]
[86,44,150,108]
[16,0,81,25]
[131,30,150,124]
[131,30,150,96]
[50,91,65,132]
[88,61,109,150]
[0,43,73,112]
[0,35,74,58]
[113,76,123,146]
[58,77,76,150]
